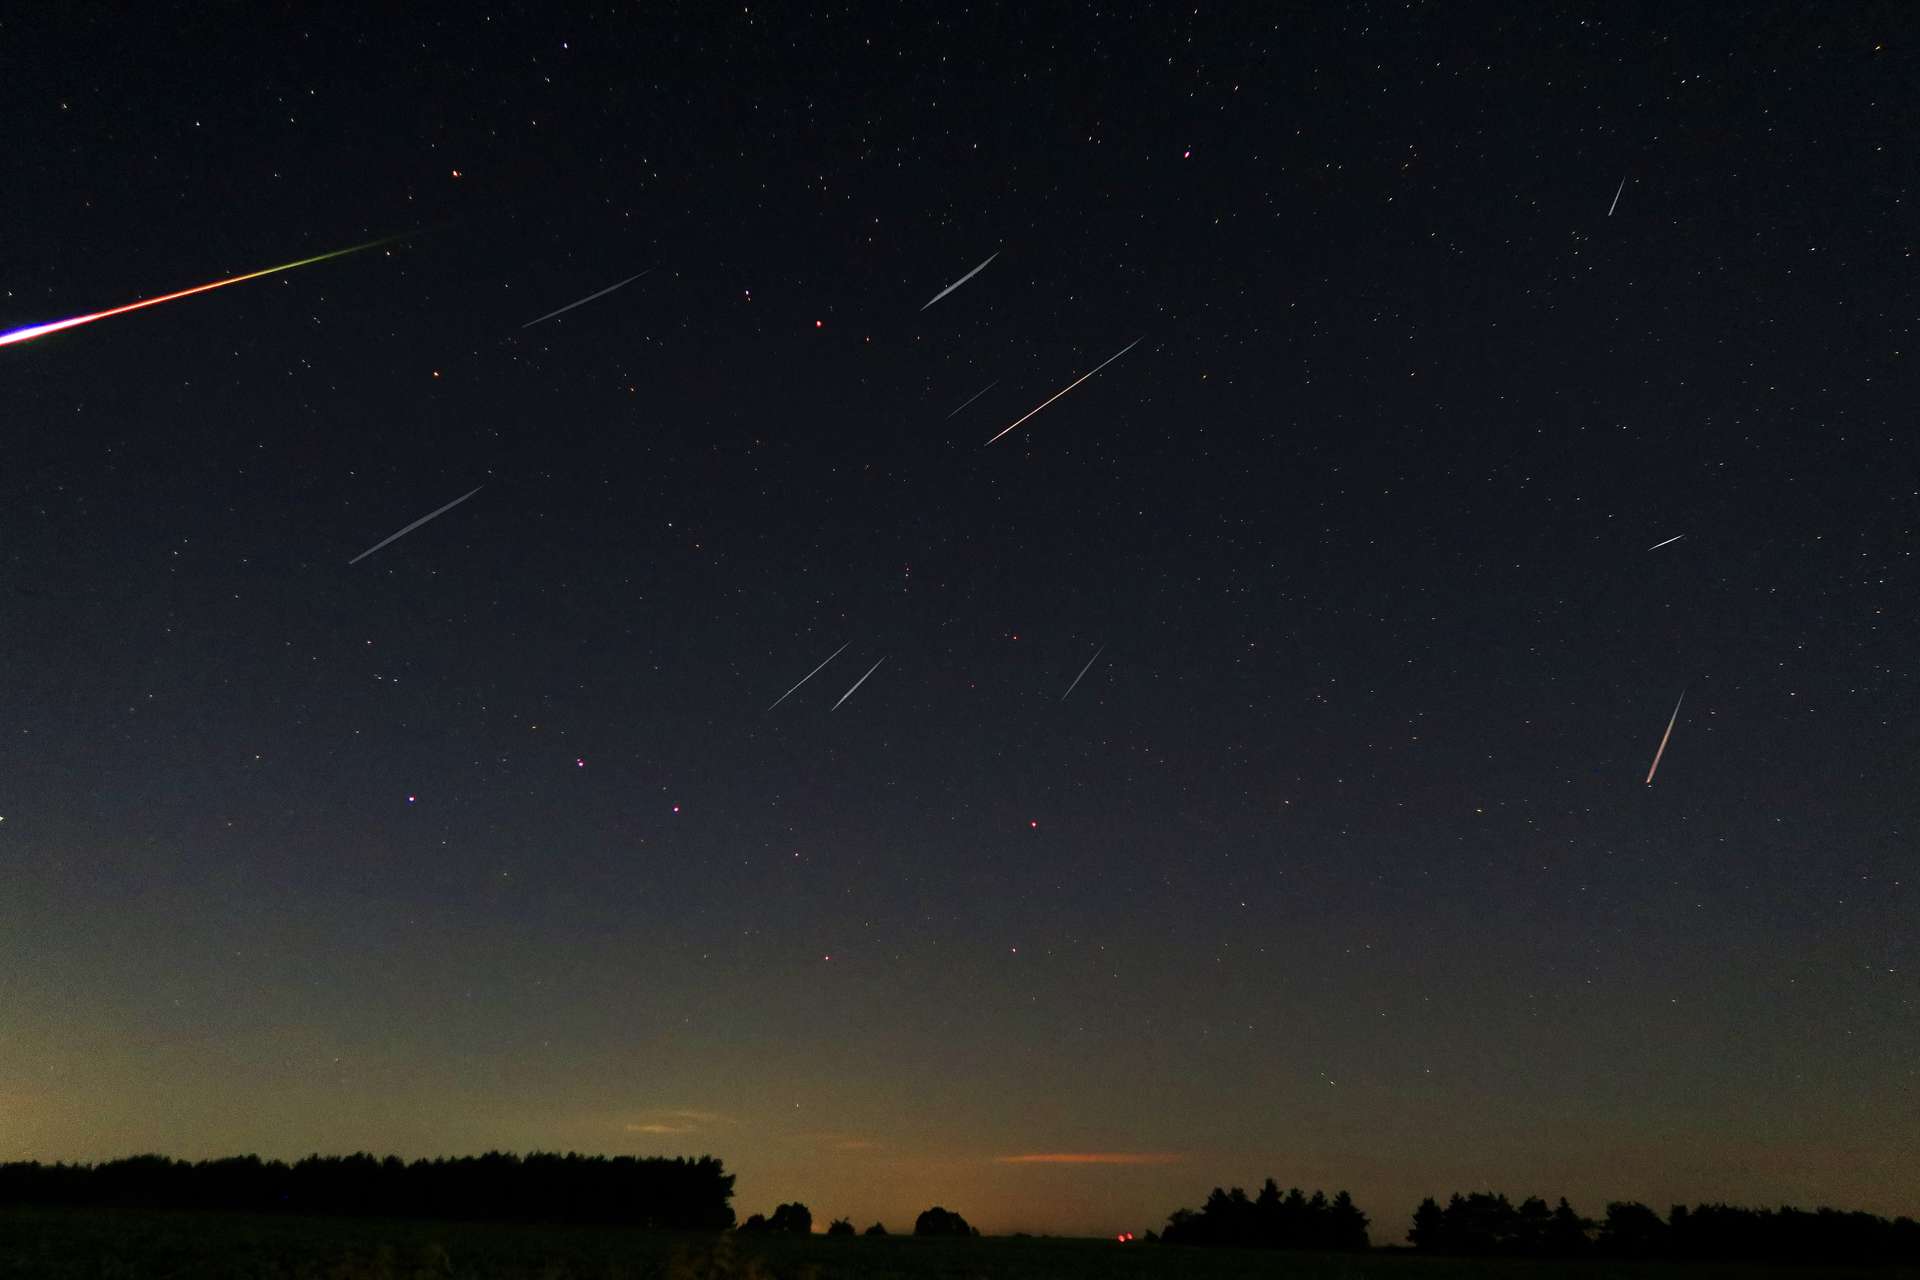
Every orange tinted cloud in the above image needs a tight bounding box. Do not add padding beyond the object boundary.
[995,1153,1184,1166]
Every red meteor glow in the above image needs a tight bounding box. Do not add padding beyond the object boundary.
[0,237,398,349]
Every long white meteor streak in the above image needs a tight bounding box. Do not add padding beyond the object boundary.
[1644,689,1685,785]
[522,269,652,328]
[1608,173,1627,217]
[945,379,1000,420]
[921,251,998,311]
[832,656,886,710]
[768,641,850,710]
[1060,643,1106,702]
[348,486,483,565]
[1647,534,1685,551]
[985,337,1142,447]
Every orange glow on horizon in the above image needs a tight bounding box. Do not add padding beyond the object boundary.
[995,1153,1185,1166]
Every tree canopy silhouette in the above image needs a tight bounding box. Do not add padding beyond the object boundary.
[1405,1190,1920,1265]
[0,1152,735,1229]
[1159,1178,1369,1250]
[913,1206,975,1237]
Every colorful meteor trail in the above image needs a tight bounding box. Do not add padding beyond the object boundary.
[1645,689,1685,785]
[0,237,398,349]
[985,337,1142,446]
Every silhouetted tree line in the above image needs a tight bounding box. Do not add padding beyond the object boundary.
[0,1152,735,1229]
[736,1201,811,1234]
[1160,1179,1370,1250]
[1408,1191,1920,1266]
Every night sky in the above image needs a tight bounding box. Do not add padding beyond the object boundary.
[2,4,1914,1238]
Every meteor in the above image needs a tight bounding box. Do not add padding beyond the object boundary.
[348,485,484,565]
[1608,173,1627,217]
[1060,643,1106,702]
[0,236,399,349]
[768,641,850,710]
[921,251,998,311]
[1644,689,1685,785]
[985,336,1142,446]
[832,656,886,710]
[945,378,999,420]
[1647,534,1685,551]
[521,269,652,329]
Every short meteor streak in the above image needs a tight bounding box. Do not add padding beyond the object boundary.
[521,269,652,329]
[832,656,886,710]
[348,486,483,565]
[768,641,850,710]
[1644,689,1685,785]
[985,336,1142,447]
[1608,173,1627,217]
[1061,643,1106,702]
[0,237,400,349]
[945,379,1000,419]
[1647,534,1685,551]
[920,251,998,311]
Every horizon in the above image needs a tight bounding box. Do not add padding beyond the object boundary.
[8,1143,1915,1240]
[3,3,1911,1245]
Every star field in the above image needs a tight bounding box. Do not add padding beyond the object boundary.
[0,3,1913,1237]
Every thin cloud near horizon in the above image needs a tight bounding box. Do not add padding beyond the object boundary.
[996,1153,1185,1166]
[624,1108,734,1135]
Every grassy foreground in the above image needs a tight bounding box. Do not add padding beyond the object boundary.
[2,1207,1913,1279]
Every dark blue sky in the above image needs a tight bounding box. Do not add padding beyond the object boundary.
[1,3,1912,1235]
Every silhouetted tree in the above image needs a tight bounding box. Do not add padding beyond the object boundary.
[1280,1186,1309,1243]
[1598,1201,1669,1258]
[1511,1195,1552,1254]
[767,1202,812,1234]
[1409,1196,1444,1250]
[1329,1190,1370,1250]
[1545,1197,1592,1256]
[914,1205,973,1237]
[826,1217,854,1236]
[737,1213,768,1233]
[1399,1191,1918,1264]
[1162,1180,1368,1251]
[863,1221,888,1236]
[0,1152,735,1229]
[1451,1191,1524,1254]
[1254,1178,1283,1243]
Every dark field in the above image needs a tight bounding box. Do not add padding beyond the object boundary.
[4,1209,1915,1280]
